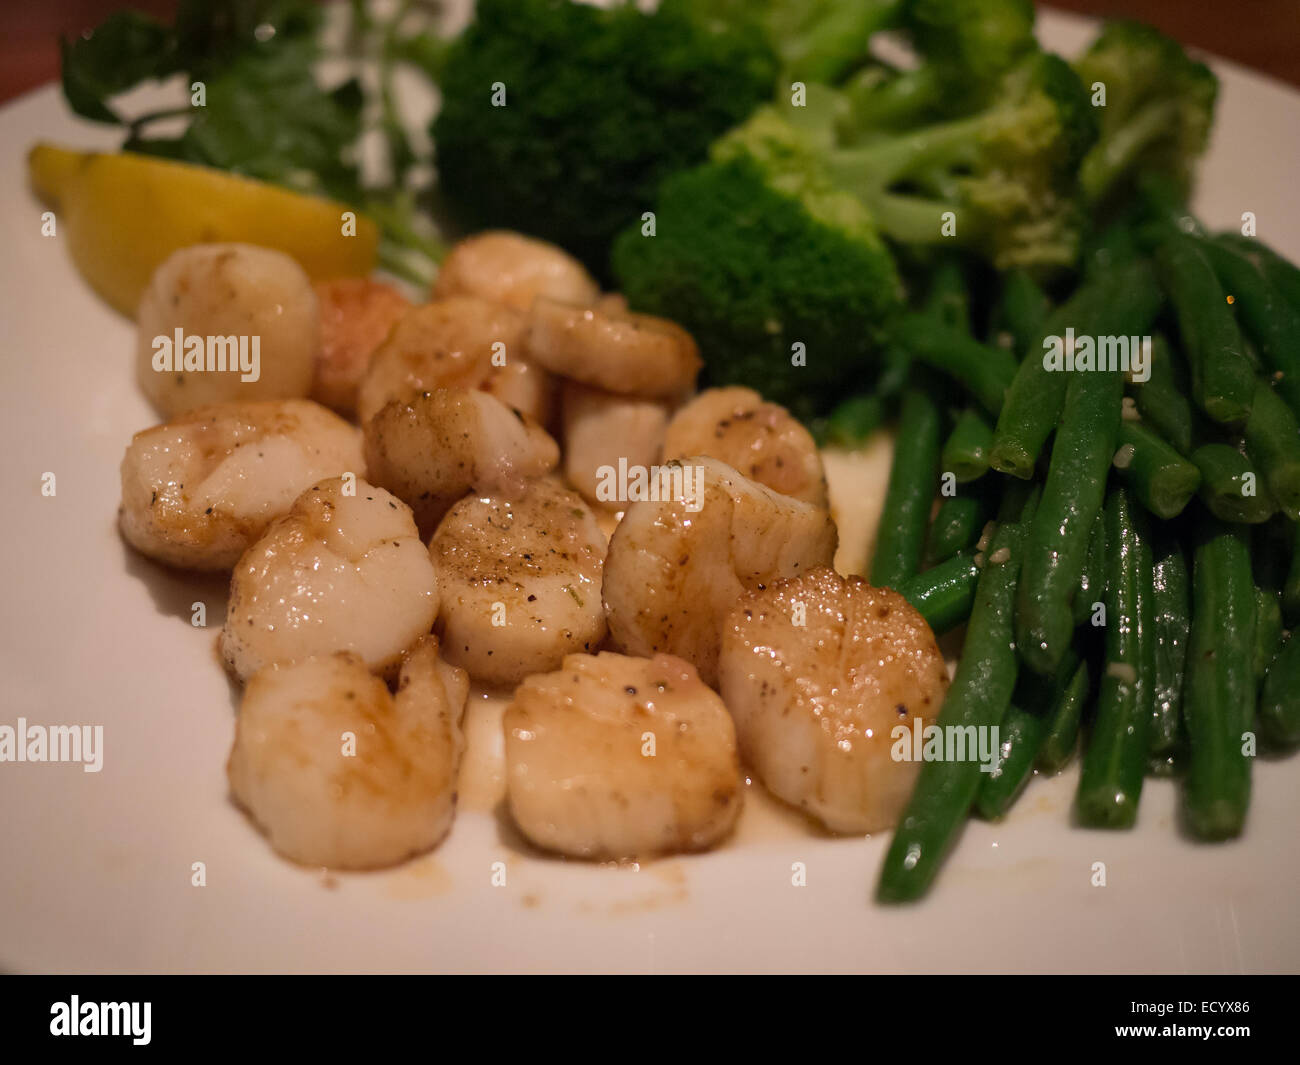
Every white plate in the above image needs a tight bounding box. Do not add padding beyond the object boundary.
[2,9,1299,974]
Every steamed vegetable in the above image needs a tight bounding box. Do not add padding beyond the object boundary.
[433,0,780,275]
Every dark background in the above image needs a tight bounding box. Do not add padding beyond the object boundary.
[2,0,1298,104]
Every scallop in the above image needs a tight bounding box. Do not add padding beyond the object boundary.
[430,479,607,687]
[718,567,950,834]
[432,230,599,311]
[504,652,742,859]
[118,399,363,571]
[312,277,412,415]
[661,386,828,506]
[602,456,837,686]
[525,297,701,400]
[136,243,318,416]
[355,296,526,425]
[560,381,671,509]
[363,387,560,534]
[220,476,439,682]
[227,637,468,869]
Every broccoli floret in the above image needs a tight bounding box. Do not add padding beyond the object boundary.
[687,0,904,85]
[611,120,903,418]
[827,51,1098,271]
[842,0,1038,132]
[1073,19,1218,208]
[431,0,779,275]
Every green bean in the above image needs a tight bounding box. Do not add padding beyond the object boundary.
[1259,632,1300,747]
[1036,661,1091,773]
[1073,511,1107,627]
[1242,379,1300,520]
[1150,536,1190,759]
[941,409,993,483]
[877,341,914,399]
[1131,334,1193,455]
[870,387,943,588]
[1017,366,1123,675]
[1077,486,1156,828]
[877,483,1039,903]
[895,552,981,635]
[926,492,986,566]
[1216,233,1300,317]
[1199,237,1300,417]
[1156,234,1256,426]
[893,314,1016,415]
[1254,587,1283,683]
[1183,516,1255,839]
[995,269,1050,361]
[976,646,1081,818]
[1113,419,1201,519]
[1084,216,1143,275]
[1192,443,1277,523]
[974,704,1042,820]
[990,259,1161,479]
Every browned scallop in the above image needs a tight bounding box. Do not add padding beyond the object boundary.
[119,398,363,572]
[219,476,439,682]
[602,456,838,687]
[356,296,526,425]
[560,381,670,509]
[718,568,950,834]
[662,386,828,507]
[135,244,318,416]
[227,637,468,869]
[311,278,412,415]
[363,388,559,534]
[504,652,742,859]
[525,298,701,400]
[432,231,599,311]
[430,479,607,687]
[481,353,557,428]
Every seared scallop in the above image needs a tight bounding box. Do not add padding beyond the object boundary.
[481,353,557,428]
[432,231,599,311]
[312,277,412,415]
[119,399,363,571]
[363,388,559,533]
[430,479,607,687]
[504,652,742,859]
[718,568,949,834]
[525,297,700,400]
[227,637,468,869]
[220,476,439,682]
[355,296,526,425]
[560,381,670,509]
[136,243,318,416]
[662,387,828,507]
[602,456,837,686]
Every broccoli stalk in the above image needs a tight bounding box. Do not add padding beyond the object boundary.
[685,0,905,85]
[841,0,1039,131]
[780,52,1097,271]
[1073,20,1218,208]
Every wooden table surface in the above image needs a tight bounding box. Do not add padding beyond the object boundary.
[2,0,1297,105]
